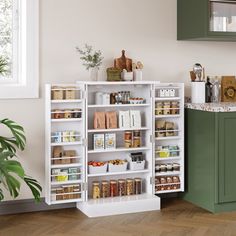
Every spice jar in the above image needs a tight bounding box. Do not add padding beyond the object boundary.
[92,182,100,199]
[155,102,163,116]
[171,102,179,115]
[64,110,73,119]
[52,109,64,119]
[163,102,171,115]
[133,130,141,137]
[101,181,109,198]
[133,137,141,148]
[126,178,134,195]
[110,180,118,197]
[73,109,82,118]
[118,179,126,196]
[134,178,142,195]
[124,132,132,148]
[110,93,117,104]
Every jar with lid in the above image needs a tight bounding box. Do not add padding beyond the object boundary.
[101,181,109,198]
[163,102,171,115]
[155,102,163,116]
[126,178,134,195]
[92,182,100,199]
[134,178,142,195]
[171,102,179,115]
[118,179,126,196]
[124,131,132,148]
[133,137,141,148]
[110,180,118,197]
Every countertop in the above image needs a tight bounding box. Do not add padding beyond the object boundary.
[185,103,236,112]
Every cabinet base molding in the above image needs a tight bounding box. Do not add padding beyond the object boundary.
[77,194,160,218]
[0,198,75,216]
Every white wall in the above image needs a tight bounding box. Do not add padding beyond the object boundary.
[1,0,236,200]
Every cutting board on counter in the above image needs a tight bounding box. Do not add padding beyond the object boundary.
[221,76,236,102]
[114,50,132,72]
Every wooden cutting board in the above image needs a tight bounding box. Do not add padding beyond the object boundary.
[221,76,236,102]
[114,50,132,72]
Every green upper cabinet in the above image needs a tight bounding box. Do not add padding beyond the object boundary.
[177,0,236,41]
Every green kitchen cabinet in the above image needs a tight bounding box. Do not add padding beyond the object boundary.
[177,0,236,41]
[184,108,236,213]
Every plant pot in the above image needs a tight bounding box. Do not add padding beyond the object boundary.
[90,67,99,81]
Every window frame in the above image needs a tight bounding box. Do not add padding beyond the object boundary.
[0,0,39,99]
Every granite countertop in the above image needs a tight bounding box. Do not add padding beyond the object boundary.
[185,103,236,112]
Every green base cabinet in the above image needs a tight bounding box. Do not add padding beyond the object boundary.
[183,109,236,213]
[177,0,236,41]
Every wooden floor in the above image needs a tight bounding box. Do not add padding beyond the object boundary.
[1,199,236,236]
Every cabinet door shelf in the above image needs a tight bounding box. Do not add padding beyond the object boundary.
[155,171,181,177]
[155,136,181,141]
[156,189,182,194]
[51,163,83,169]
[88,169,150,178]
[155,97,180,101]
[51,99,83,104]
[51,199,83,205]
[88,127,149,133]
[51,180,83,186]
[51,141,83,147]
[155,157,181,161]
[88,104,150,108]
[51,118,82,123]
[88,147,150,154]
[155,115,180,119]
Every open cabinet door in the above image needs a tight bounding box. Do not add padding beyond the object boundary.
[45,83,87,205]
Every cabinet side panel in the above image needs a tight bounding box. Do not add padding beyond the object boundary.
[177,0,208,40]
[218,113,236,203]
[183,109,215,212]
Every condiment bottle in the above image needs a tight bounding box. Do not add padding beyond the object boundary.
[205,77,212,103]
[212,77,220,103]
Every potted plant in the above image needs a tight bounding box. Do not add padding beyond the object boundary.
[76,44,103,81]
[0,56,8,77]
[0,119,42,202]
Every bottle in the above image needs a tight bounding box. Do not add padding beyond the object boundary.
[205,77,212,103]
[212,77,220,103]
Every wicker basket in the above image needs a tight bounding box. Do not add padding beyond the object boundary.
[107,67,122,81]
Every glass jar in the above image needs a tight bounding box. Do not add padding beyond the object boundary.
[171,102,179,115]
[155,102,163,116]
[126,178,134,195]
[134,178,142,195]
[92,182,100,199]
[124,132,132,148]
[133,137,141,148]
[101,181,109,198]
[118,179,126,196]
[163,102,171,115]
[110,180,118,197]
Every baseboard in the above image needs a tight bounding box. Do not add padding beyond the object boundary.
[0,198,76,216]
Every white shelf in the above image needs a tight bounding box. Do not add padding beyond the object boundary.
[51,163,83,169]
[88,104,150,108]
[155,97,180,101]
[155,171,181,177]
[155,189,182,194]
[51,141,83,147]
[51,99,82,103]
[51,118,82,123]
[51,180,83,186]
[155,136,181,141]
[88,169,150,178]
[155,115,180,119]
[88,127,149,133]
[88,147,150,154]
[51,198,83,205]
[155,157,181,161]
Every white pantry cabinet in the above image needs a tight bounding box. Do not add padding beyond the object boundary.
[45,81,184,217]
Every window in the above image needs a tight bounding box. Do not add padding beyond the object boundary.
[0,0,38,99]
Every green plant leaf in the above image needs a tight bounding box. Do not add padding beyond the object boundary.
[24,177,42,202]
[0,188,4,201]
[0,119,26,152]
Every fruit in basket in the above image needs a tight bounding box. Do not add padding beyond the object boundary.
[108,159,127,165]
[88,161,106,167]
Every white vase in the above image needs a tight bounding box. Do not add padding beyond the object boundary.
[90,67,99,81]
